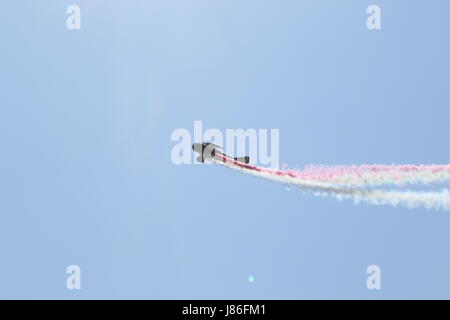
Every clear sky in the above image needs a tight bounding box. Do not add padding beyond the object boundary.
[1,0,450,299]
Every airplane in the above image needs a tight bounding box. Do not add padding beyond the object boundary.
[192,142,250,164]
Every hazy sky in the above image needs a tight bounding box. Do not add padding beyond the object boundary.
[1,0,450,299]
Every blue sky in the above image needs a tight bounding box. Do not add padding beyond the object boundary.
[1,0,450,299]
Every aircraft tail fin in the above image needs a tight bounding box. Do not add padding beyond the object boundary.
[234,156,250,164]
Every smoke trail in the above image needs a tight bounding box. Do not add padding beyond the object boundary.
[296,164,450,187]
[211,155,450,211]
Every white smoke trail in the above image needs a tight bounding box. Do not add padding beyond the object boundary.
[329,189,450,211]
[213,158,450,211]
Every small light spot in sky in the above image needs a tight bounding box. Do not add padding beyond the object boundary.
[248,275,255,283]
